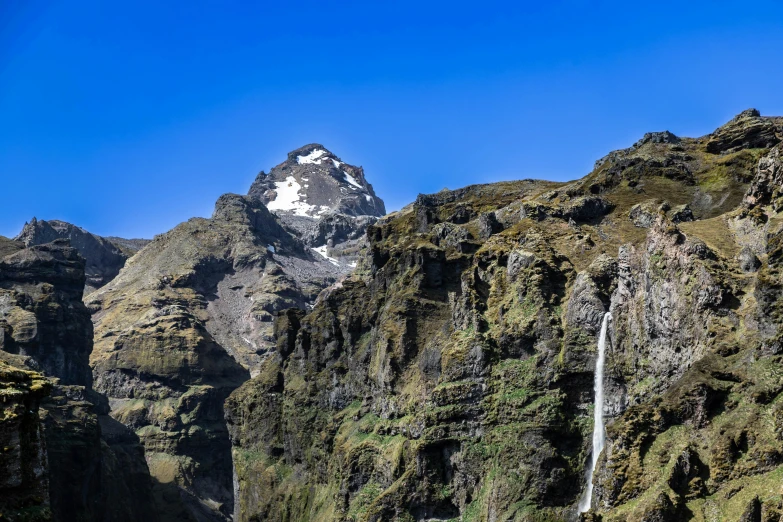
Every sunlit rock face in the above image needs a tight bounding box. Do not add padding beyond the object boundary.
[87,145,387,521]
[249,144,385,220]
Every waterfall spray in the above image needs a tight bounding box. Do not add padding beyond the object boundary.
[578,312,612,513]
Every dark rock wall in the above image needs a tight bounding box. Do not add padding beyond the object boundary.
[0,241,93,387]
[0,241,159,522]
[0,359,51,521]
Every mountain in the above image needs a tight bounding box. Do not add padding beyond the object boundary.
[249,143,385,221]
[85,146,387,521]
[6,112,783,522]
[225,110,783,521]
[15,218,150,294]
[0,240,158,521]
[249,144,386,269]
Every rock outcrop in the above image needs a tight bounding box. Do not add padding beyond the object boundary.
[705,108,780,154]
[0,240,93,387]
[0,240,158,522]
[15,218,150,294]
[224,110,783,521]
[0,359,51,521]
[249,144,385,220]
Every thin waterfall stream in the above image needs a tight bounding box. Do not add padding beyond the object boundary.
[578,312,612,513]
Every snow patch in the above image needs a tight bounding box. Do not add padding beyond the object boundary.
[267,245,276,254]
[297,149,328,164]
[266,176,317,216]
[332,159,342,168]
[364,195,373,202]
[343,171,363,189]
[312,245,340,266]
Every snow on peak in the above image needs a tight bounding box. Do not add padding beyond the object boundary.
[266,175,328,217]
[297,149,329,165]
[343,171,364,189]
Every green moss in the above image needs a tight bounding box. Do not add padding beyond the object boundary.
[346,481,384,520]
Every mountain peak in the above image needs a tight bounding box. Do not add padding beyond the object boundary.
[286,143,335,164]
[248,144,385,219]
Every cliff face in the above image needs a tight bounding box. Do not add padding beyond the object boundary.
[6,113,783,521]
[0,240,93,387]
[15,219,149,295]
[0,241,158,522]
[87,196,279,521]
[87,146,387,521]
[0,359,51,521]
[225,111,783,521]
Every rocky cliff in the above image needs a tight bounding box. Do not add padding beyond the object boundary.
[0,240,158,521]
[1,240,94,387]
[86,146,387,521]
[225,109,783,521]
[15,218,150,295]
[0,358,51,521]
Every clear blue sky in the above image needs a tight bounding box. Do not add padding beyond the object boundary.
[2,1,783,239]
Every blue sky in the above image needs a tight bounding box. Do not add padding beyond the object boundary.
[2,1,783,239]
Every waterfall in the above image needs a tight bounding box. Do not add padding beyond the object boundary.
[578,312,612,513]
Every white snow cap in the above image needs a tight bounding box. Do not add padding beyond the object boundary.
[266,176,328,216]
[297,149,328,165]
